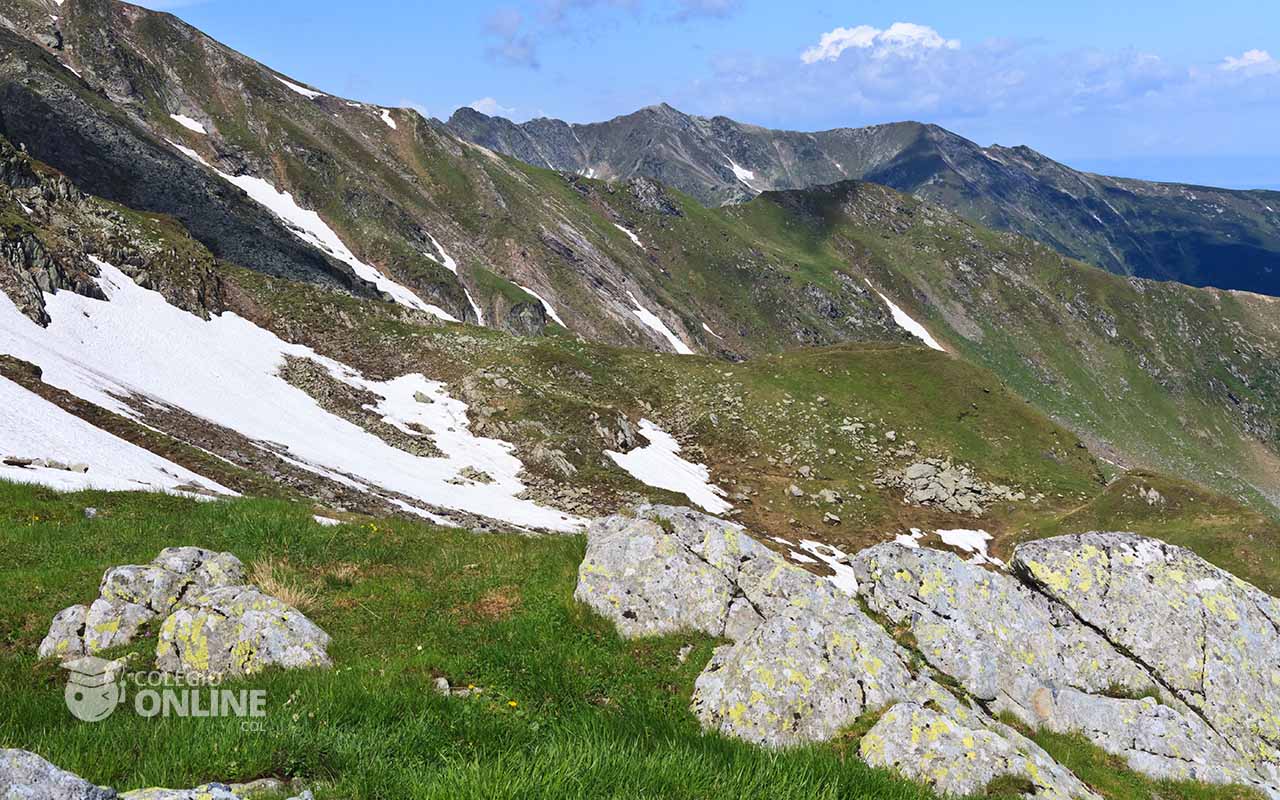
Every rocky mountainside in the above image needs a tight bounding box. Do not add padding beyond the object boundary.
[448,104,1280,296]
[0,0,1277,520]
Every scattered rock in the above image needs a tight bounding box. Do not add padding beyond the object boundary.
[881,458,1026,516]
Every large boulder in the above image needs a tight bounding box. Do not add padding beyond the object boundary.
[575,505,852,641]
[860,701,1100,800]
[38,548,246,659]
[0,749,117,800]
[853,543,1261,788]
[120,786,240,800]
[156,586,331,678]
[1014,533,1280,785]
[691,603,922,746]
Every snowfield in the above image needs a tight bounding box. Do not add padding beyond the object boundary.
[0,262,584,532]
[275,76,324,99]
[0,376,232,496]
[517,284,568,328]
[604,419,731,514]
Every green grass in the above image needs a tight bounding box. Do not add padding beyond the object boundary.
[0,482,1268,799]
[0,482,933,800]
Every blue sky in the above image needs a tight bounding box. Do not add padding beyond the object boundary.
[138,0,1280,188]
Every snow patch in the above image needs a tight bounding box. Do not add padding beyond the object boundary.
[868,281,945,351]
[605,419,731,514]
[0,262,583,532]
[627,291,692,355]
[727,160,756,187]
[313,515,341,527]
[789,550,818,564]
[701,322,724,340]
[18,202,32,216]
[168,142,454,320]
[797,539,858,594]
[275,76,324,99]
[893,528,926,549]
[464,289,485,326]
[169,114,206,135]
[517,284,567,328]
[0,376,231,497]
[613,223,643,248]
[380,109,398,130]
[425,234,458,274]
[936,528,1004,567]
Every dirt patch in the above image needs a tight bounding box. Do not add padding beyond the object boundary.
[457,585,522,624]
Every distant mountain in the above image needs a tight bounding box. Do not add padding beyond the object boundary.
[448,105,1280,297]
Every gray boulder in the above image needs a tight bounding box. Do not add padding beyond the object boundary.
[156,586,331,678]
[120,786,240,800]
[1014,532,1280,785]
[860,702,1100,799]
[37,604,88,660]
[0,749,116,800]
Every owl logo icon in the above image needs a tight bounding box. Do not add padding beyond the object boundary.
[62,656,126,723]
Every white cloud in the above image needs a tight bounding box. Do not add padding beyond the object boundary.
[468,97,518,118]
[801,22,959,64]
[1221,49,1279,74]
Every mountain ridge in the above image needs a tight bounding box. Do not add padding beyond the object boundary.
[447,104,1280,297]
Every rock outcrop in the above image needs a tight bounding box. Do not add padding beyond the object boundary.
[577,508,1280,798]
[38,547,330,679]
[1014,533,1280,787]
[853,543,1261,789]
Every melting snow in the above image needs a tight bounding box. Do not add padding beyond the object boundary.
[0,376,231,496]
[168,142,455,320]
[797,539,858,594]
[701,322,724,340]
[425,234,458,273]
[276,76,324,99]
[312,515,341,527]
[18,202,32,216]
[464,289,485,326]
[517,284,567,328]
[380,109,397,130]
[169,114,206,134]
[605,419,731,514]
[727,160,756,187]
[936,528,1004,567]
[893,528,926,549]
[627,291,692,355]
[0,262,583,532]
[613,223,643,248]
[868,281,945,351]
[789,550,817,564]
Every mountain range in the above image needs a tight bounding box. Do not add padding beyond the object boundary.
[448,104,1280,297]
[0,0,1277,524]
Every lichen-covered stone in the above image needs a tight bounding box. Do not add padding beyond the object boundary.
[691,602,922,746]
[156,586,331,678]
[855,543,1266,790]
[38,547,250,659]
[575,514,737,638]
[0,749,117,800]
[37,604,88,660]
[860,703,1100,799]
[83,599,154,653]
[120,784,240,800]
[575,505,851,641]
[1014,533,1280,784]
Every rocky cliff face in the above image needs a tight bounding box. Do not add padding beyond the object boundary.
[579,506,1280,798]
[448,105,1280,297]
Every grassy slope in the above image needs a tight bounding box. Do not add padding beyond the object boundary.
[0,482,1262,800]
